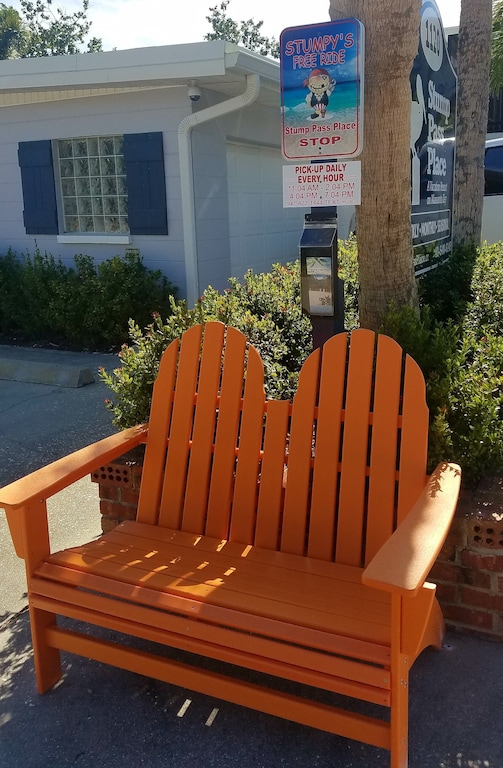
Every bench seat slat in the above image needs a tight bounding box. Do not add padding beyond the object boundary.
[30,586,391,701]
[42,522,391,629]
[119,521,390,591]
[102,526,390,608]
[39,551,390,646]
[55,530,390,625]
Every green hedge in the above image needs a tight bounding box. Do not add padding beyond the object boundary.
[385,242,503,487]
[102,239,503,489]
[0,248,177,351]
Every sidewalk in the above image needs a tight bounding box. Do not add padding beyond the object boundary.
[1,347,502,768]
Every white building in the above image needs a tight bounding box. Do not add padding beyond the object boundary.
[0,42,304,305]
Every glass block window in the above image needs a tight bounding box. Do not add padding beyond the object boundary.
[57,136,129,234]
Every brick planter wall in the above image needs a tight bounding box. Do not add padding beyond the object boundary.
[429,476,503,641]
[91,446,144,534]
[92,453,503,641]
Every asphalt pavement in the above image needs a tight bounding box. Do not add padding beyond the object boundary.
[0,345,502,768]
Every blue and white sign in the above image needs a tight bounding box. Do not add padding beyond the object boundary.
[280,19,364,160]
[410,0,457,274]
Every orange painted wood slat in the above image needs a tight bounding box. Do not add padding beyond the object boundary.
[397,355,429,525]
[229,345,267,544]
[136,339,179,525]
[45,625,391,749]
[280,349,320,555]
[30,587,390,697]
[308,333,348,561]
[115,521,384,589]
[336,330,376,566]
[158,324,203,529]
[181,322,225,534]
[36,559,390,662]
[364,335,403,564]
[254,399,291,550]
[43,543,390,643]
[205,327,247,539]
[48,534,390,628]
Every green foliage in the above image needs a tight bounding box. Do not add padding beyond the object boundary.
[463,241,503,334]
[5,0,103,58]
[338,235,359,330]
[383,240,503,487]
[417,243,477,323]
[491,0,503,93]
[101,262,313,429]
[0,248,177,350]
[101,239,502,489]
[0,3,27,58]
[205,0,279,58]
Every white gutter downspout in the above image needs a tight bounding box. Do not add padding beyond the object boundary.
[178,72,261,307]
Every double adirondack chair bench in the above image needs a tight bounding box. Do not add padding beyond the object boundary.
[0,322,461,768]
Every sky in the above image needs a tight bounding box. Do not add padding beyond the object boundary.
[8,0,462,52]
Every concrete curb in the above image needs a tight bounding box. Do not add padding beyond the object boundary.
[0,358,95,387]
[0,345,119,387]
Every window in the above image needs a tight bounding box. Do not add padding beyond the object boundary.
[484,144,503,196]
[18,132,168,238]
[57,135,129,234]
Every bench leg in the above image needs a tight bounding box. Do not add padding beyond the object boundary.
[390,595,409,768]
[390,651,409,768]
[29,604,62,694]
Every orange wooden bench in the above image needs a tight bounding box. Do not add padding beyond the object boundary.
[0,322,461,768]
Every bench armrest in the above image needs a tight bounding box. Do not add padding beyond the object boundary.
[362,462,461,597]
[0,425,147,512]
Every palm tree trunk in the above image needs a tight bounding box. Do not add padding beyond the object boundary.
[330,0,421,330]
[453,0,492,246]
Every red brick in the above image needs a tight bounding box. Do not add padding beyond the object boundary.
[116,506,137,522]
[118,487,141,506]
[435,582,457,603]
[99,500,124,518]
[498,576,503,593]
[442,604,494,630]
[429,561,461,583]
[461,551,498,571]
[131,465,143,489]
[460,567,492,590]
[98,485,120,502]
[101,517,120,533]
[459,586,497,610]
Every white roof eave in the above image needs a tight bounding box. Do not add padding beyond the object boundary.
[0,40,280,96]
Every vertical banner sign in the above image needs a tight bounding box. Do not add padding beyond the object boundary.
[280,19,364,161]
[411,0,457,275]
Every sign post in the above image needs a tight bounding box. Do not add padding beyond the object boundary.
[280,18,364,347]
[410,0,457,275]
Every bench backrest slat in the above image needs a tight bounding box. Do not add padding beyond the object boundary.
[136,322,429,569]
[397,353,429,525]
[307,333,347,561]
[335,329,376,566]
[365,333,404,562]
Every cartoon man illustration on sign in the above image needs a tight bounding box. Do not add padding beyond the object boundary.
[304,68,336,119]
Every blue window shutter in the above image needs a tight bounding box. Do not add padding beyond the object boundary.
[123,132,168,235]
[18,140,58,235]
